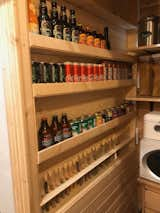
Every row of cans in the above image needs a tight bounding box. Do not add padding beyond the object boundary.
[70,101,134,136]
[104,61,132,80]
[32,61,132,83]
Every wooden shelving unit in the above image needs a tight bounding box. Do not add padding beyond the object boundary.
[126,96,160,102]
[38,112,135,164]
[33,80,135,98]
[40,136,134,207]
[29,33,135,62]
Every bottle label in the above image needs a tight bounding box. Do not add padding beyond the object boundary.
[63,27,71,41]
[54,131,63,143]
[53,25,62,39]
[40,20,51,36]
[42,134,53,147]
[79,33,87,44]
[72,29,79,42]
[63,128,71,139]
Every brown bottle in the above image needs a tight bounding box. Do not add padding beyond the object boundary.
[61,113,72,140]
[38,117,53,150]
[50,115,63,144]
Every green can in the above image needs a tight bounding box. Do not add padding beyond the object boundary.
[87,114,95,129]
[70,119,82,136]
[81,116,89,132]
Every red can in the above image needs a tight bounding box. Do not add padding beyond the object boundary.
[93,64,98,81]
[73,63,80,82]
[98,64,104,80]
[80,63,88,82]
[64,62,73,82]
[87,64,94,81]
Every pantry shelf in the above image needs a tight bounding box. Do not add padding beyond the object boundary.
[128,44,160,55]
[40,136,134,207]
[126,96,160,102]
[33,80,135,98]
[38,112,135,164]
[29,33,135,62]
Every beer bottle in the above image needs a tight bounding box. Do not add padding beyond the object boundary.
[50,115,63,144]
[61,113,72,139]
[51,0,63,39]
[39,0,52,37]
[38,117,53,150]
[104,27,111,50]
[28,0,39,34]
[60,6,71,41]
[69,9,79,43]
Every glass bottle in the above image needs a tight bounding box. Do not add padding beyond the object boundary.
[61,113,72,139]
[38,0,52,37]
[60,6,71,41]
[51,0,63,39]
[50,115,63,144]
[38,117,53,150]
[69,9,79,43]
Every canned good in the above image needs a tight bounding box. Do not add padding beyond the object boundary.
[112,63,117,80]
[64,62,73,82]
[32,62,40,83]
[93,64,98,81]
[108,63,113,80]
[98,64,104,80]
[95,112,103,126]
[81,116,89,132]
[80,63,88,82]
[87,115,95,129]
[73,63,80,82]
[87,64,94,81]
[58,63,65,82]
[101,110,108,123]
[70,119,82,136]
[106,109,113,120]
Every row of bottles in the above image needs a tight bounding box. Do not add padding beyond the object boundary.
[28,0,110,49]
[40,124,130,199]
[38,101,134,150]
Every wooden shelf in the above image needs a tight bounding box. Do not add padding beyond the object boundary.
[56,148,136,213]
[33,80,135,98]
[129,44,160,55]
[126,96,160,102]
[38,112,135,164]
[29,33,135,62]
[40,136,134,207]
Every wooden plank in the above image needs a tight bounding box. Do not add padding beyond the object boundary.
[152,63,160,97]
[29,33,135,63]
[38,112,135,164]
[126,96,160,102]
[145,190,160,211]
[33,80,135,98]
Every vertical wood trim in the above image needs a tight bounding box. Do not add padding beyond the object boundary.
[0,0,40,213]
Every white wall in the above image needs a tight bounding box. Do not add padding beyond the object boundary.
[0,65,15,213]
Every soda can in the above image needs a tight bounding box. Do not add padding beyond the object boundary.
[81,116,89,132]
[108,63,113,80]
[80,63,88,82]
[70,119,82,136]
[64,62,73,82]
[93,64,98,81]
[58,63,65,82]
[32,61,39,83]
[87,63,94,81]
[98,64,104,80]
[112,63,117,80]
[73,63,80,82]
[39,62,45,83]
